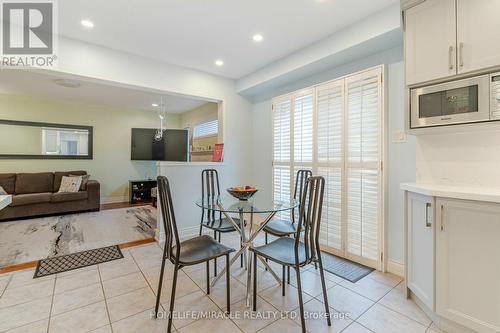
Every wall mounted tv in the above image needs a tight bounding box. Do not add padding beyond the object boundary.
[131,128,188,161]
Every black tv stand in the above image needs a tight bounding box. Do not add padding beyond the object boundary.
[129,180,157,204]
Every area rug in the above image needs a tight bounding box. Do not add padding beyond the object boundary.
[34,245,124,278]
[321,252,374,283]
[0,206,157,267]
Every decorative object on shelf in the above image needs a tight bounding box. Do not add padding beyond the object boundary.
[227,186,258,201]
[129,180,157,204]
[213,143,224,162]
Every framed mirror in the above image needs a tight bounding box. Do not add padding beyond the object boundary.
[0,119,93,159]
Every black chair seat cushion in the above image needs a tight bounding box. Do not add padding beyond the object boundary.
[251,237,307,266]
[173,235,234,265]
[201,217,242,232]
[263,218,297,236]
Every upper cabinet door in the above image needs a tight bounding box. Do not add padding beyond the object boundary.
[405,0,457,86]
[457,0,500,74]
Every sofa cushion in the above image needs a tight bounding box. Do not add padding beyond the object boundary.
[51,191,88,203]
[54,171,87,192]
[11,192,52,207]
[0,173,16,194]
[15,173,54,194]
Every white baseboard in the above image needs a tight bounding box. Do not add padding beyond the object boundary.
[101,195,129,204]
[387,259,404,277]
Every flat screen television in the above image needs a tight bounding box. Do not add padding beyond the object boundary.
[131,128,189,161]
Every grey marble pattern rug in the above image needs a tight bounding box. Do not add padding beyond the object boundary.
[0,206,157,267]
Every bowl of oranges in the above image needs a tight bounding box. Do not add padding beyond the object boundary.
[227,185,258,200]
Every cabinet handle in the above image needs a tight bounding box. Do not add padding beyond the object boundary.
[425,202,432,227]
[448,45,454,70]
[459,42,464,68]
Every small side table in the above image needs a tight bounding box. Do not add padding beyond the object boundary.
[129,180,157,204]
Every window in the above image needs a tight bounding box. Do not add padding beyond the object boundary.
[272,66,383,269]
[193,119,218,138]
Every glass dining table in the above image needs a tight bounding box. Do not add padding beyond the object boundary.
[196,195,299,307]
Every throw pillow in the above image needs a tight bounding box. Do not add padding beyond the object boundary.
[70,174,90,190]
[58,176,82,193]
[0,185,6,195]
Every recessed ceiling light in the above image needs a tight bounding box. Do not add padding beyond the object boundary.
[53,79,81,88]
[252,34,263,42]
[152,103,159,107]
[215,59,224,67]
[80,19,94,29]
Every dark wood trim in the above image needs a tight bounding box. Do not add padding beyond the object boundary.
[101,202,153,210]
[0,119,93,160]
[119,238,156,249]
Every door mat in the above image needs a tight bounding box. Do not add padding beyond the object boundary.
[34,245,123,278]
[320,252,374,283]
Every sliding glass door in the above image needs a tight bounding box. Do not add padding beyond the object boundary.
[272,67,384,269]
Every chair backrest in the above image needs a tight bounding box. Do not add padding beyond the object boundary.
[157,176,181,260]
[295,176,325,265]
[201,169,222,227]
[292,169,312,223]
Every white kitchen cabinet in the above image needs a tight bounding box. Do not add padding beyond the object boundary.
[406,192,435,310]
[436,198,500,333]
[456,0,500,74]
[405,0,457,85]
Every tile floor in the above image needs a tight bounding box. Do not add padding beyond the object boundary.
[0,233,440,333]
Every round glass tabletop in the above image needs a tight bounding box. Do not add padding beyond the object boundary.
[195,195,299,214]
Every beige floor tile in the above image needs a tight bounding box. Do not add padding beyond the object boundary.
[257,318,303,333]
[322,285,374,320]
[229,297,280,333]
[49,301,109,333]
[0,296,52,331]
[0,279,54,308]
[209,277,249,308]
[339,277,393,302]
[51,282,104,315]
[291,298,352,333]
[7,269,54,289]
[142,263,179,287]
[112,308,169,333]
[4,318,49,333]
[157,274,201,303]
[342,322,374,333]
[106,287,156,323]
[98,258,140,281]
[102,271,148,298]
[357,303,428,333]
[54,269,100,294]
[0,275,11,295]
[426,323,446,333]
[177,316,241,333]
[378,283,432,326]
[88,325,112,333]
[233,265,280,292]
[288,269,336,298]
[259,283,312,312]
[365,271,403,288]
[169,290,220,329]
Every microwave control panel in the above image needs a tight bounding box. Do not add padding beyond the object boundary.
[492,73,500,119]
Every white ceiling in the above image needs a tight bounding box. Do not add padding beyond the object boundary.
[0,70,210,113]
[58,0,398,79]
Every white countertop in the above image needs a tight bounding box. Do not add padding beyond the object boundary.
[0,195,12,210]
[400,183,500,204]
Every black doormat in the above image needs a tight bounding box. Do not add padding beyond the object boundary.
[34,245,124,278]
[320,252,374,283]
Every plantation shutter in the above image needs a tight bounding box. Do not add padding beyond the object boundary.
[316,81,343,252]
[345,69,382,265]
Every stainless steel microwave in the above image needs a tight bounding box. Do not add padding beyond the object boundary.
[410,73,500,128]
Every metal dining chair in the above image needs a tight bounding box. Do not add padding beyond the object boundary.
[263,169,312,283]
[250,176,331,333]
[154,176,234,333]
[199,169,244,275]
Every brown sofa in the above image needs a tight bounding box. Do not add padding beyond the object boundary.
[0,171,100,221]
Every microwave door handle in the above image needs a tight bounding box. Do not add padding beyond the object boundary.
[449,45,454,70]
